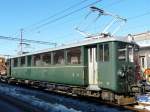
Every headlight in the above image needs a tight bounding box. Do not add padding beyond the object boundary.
[117,69,125,77]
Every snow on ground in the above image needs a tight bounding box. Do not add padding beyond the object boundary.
[0,83,133,112]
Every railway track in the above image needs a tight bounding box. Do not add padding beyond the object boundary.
[0,82,134,112]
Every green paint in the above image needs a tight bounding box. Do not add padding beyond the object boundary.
[10,41,136,94]
[11,66,88,86]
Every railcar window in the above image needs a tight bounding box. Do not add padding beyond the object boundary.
[27,56,31,66]
[42,53,51,66]
[33,55,41,66]
[118,43,126,61]
[99,45,103,61]
[89,48,92,63]
[67,47,81,64]
[20,57,26,66]
[104,44,109,61]
[13,58,18,67]
[54,50,64,64]
[99,44,109,61]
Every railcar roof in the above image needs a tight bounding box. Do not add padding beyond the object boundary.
[11,36,132,58]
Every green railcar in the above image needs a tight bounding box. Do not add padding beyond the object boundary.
[9,37,139,94]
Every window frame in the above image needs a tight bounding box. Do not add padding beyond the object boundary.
[53,50,65,65]
[41,52,51,66]
[13,58,18,67]
[33,54,42,66]
[20,56,26,67]
[66,47,81,65]
[27,55,32,66]
[117,43,127,61]
[99,43,109,62]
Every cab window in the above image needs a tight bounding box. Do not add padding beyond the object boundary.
[99,44,109,62]
[118,43,127,61]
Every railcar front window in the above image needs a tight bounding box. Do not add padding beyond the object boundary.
[54,50,64,64]
[42,53,51,66]
[20,57,25,66]
[67,47,81,64]
[118,44,126,61]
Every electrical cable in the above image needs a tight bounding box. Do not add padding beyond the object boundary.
[127,11,150,20]
[23,0,89,30]
[0,36,56,45]
[29,0,102,32]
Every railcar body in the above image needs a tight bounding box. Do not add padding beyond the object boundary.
[8,37,138,95]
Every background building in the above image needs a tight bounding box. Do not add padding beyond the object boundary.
[129,31,150,81]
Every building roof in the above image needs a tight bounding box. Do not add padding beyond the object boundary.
[132,31,150,41]
[128,31,150,48]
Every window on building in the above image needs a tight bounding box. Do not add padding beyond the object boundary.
[20,57,26,66]
[42,53,51,66]
[54,50,64,64]
[118,43,126,61]
[142,57,145,68]
[99,44,109,62]
[140,56,145,68]
[33,54,41,66]
[67,47,81,64]
[27,56,32,66]
[13,58,18,67]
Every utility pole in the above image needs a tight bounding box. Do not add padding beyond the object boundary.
[20,28,23,55]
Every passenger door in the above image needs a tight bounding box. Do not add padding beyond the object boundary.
[87,47,100,90]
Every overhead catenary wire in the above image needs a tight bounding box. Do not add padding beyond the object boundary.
[27,0,125,35]
[119,10,150,33]
[26,0,102,33]
[11,0,89,37]
[3,0,101,55]
[103,0,125,8]
[0,36,56,46]
[13,0,125,38]
[127,10,150,20]
[12,0,127,40]
[23,0,89,30]
[32,0,123,29]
